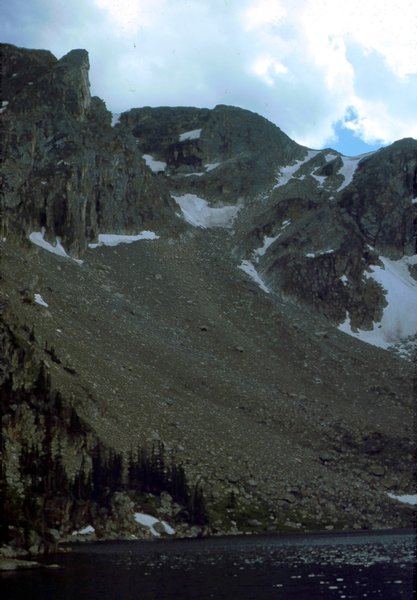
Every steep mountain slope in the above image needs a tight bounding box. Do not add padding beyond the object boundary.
[119,105,417,355]
[0,44,416,550]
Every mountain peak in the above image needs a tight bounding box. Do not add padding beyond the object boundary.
[0,45,415,550]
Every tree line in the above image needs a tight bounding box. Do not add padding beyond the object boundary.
[0,363,208,546]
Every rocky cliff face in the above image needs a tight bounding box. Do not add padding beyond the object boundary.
[0,44,416,552]
[1,44,180,257]
[119,104,302,202]
[117,103,417,339]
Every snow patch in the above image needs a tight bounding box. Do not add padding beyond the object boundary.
[306,249,334,258]
[239,260,270,294]
[411,197,417,204]
[172,194,239,229]
[338,254,417,350]
[338,314,389,350]
[253,235,280,260]
[143,154,167,173]
[340,275,348,285]
[34,293,48,308]
[134,513,175,537]
[367,255,417,342]
[29,229,82,264]
[178,162,222,177]
[72,525,95,535]
[312,174,327,187]
[274,150,319,188]
[88,231,159,248]
[336,153,372,191]
[387,493,417,505]
[205,162,221,172]
[0,100,9,114]
[252,221,290,262]
[179,128,202,142]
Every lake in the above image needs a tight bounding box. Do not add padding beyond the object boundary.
[1,529,415,599]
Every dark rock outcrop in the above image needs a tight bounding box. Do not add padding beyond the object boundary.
[0,44,179,257]
[120,104,303,203]
[339,139,417,257]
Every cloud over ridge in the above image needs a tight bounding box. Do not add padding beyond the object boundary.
[2,0,417,152]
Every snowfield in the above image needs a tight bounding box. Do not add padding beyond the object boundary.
[111,113,121,127]
[336,155,362,190]
[336,152,374,191]
[134,513,175,537]
[172,193,240,228]
[143,154,167,173]
[238,260,270,294]
[338,254,417,350]
[88,231,159,248]
[29,229,83,264]
[34,293,48,308]
[274,150,319,188]
[387,493,417,505]
[72,525,95,535]
[179,128,202,142]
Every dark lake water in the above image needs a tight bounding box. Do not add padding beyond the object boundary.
[1,529,415,599]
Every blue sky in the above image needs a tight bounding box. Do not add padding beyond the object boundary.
[2,0,417,156]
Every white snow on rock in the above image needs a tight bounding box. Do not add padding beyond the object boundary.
[134,513,175,537]
[312,173,327,187]
[338,254,417,350]
[253,235,280,260]
[387,493,417,505]
[338,314,388,349]
[178,162,222,178]
[72,525,95,535]
[88,231,159,248]
[336,156,361,191]
[29,229,82,263]
[411,197,417,204]
[324,152,338,162]
[179,128,202,142]
[34,293,48,308]
[143,154,167,173]
[252,221,290,262]
[205,162,221,172]
[111,113,121,127]
[238,260,270,294]
[367,255,417,341]
[172,194,239,229]
[274,150,319,189]
[336,152,374,191]
[306,249,334,258]
[0,100,9,114]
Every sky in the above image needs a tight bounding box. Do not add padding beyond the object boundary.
[2,0,417,155]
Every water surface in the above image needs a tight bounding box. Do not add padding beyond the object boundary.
[1,529,415,599]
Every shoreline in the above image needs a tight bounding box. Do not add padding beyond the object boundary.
[2,526,415,571]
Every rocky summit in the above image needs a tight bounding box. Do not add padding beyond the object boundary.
[0,44,416,554]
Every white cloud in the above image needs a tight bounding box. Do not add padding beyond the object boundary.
[2,0,417,151]
[251,56,288,86]
[241,0,287,31]
[94,0,165,33]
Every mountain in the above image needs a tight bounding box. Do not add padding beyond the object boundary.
[0,44,416,554]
